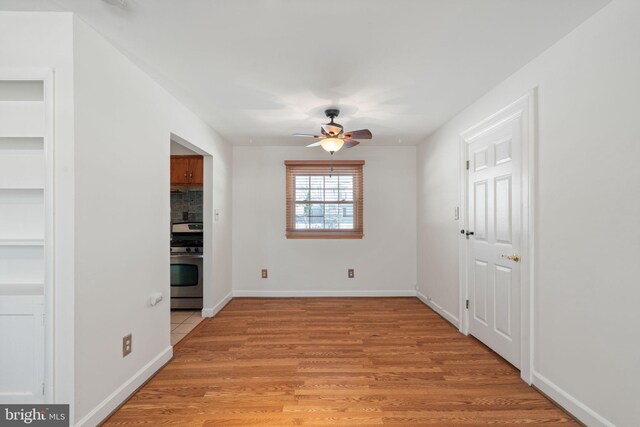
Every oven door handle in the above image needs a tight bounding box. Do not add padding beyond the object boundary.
[170,255,204,259]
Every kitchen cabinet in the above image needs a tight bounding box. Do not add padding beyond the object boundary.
[171,155,203,186]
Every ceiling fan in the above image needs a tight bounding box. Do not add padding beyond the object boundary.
[293,109,372,154]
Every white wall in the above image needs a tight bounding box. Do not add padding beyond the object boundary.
[0,11,75,412]
[417,0,640,425]
[72,17,232,425]
[170,140,198,155]
[233,146,416,296]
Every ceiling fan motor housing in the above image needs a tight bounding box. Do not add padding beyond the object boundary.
[322,109,343,136]
[325,108,340,120]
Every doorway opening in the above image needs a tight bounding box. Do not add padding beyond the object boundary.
[169,134,213,345]
[458,91,535,384]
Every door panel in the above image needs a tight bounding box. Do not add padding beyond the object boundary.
[468,118,522,368]
[494,265,513,339]
[473,260,488,325]
[495,175,512,244]
[474,148,488,171]
[495,137,512,165]
[474,181,488,241]
[0,296,45,403]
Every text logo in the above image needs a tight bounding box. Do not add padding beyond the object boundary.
[1,405,69,426]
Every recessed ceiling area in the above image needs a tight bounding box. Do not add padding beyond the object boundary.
[2,0,610,145]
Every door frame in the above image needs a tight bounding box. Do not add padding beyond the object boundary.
[169,133,214,317]
[458,90,536,384]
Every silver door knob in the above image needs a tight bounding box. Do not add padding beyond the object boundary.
[501,254,520,263]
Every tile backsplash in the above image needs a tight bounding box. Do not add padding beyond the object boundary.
[171,189,203,223]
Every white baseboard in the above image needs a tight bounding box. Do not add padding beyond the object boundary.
[75,346,172,427]
[202,291,233,317]
[232,290,417,298]
[416,290,460,328]
[533,371,613,427]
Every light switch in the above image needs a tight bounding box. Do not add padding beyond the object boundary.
[454,206,460,220]
[149,292,163,307]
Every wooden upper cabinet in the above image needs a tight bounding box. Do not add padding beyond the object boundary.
[170,157,191,185]
[189,157,203,185]
[171,155,203,186]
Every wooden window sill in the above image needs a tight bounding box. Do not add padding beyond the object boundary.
[286,231,364,239]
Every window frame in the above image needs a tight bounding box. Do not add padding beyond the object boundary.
[285,160,364,239]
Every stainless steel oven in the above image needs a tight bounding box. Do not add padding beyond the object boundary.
[170,253,203,309]
[170,222,203,310]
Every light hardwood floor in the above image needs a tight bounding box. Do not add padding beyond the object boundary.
[104,298,578,426]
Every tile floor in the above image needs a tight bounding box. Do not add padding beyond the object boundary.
[170,310,204,345]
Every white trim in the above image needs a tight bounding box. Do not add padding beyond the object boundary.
[232,290,417,298]
[458,126,469,336]
[43,68,55,402]
[533,371,614,427]
[202,291,233,317]
[416,291,459,327]
[458,90,536,384]
[74,346,172,427]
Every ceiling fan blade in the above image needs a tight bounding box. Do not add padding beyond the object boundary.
[321,123,343,137]
[293,133,322,138]
[343,129,372,139]
[306,141,322,147]
[342,139,360,149]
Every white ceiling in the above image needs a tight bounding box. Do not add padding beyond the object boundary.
[2,0,610,146]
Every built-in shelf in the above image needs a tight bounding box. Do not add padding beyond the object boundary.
[0,81,44,102]
[0,101,45,138]
[0,74,50,404]
[0,137,44,150]
[0,189,45,240]
[0,239,45,247]
[0,185,45,191]
[0,283,44,296]
[0,246,45,285]
[0,136,45,189]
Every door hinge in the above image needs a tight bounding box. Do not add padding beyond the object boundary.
[42,382,45,395]
[466,160,470,170]
[465,299,469,309]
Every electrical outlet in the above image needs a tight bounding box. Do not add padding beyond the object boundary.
[261,269,268,279]
[348,269,355,278]
[122,334,132,357]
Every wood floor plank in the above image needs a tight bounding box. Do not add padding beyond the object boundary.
[104,298,577,426]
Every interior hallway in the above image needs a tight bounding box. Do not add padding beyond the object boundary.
[105,298,576,426]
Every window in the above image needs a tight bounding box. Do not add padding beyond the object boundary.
[285,160,364,239]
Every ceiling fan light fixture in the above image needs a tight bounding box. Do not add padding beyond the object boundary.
[320,138,344,154]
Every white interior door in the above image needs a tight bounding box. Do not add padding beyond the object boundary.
[467,116,522,368]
